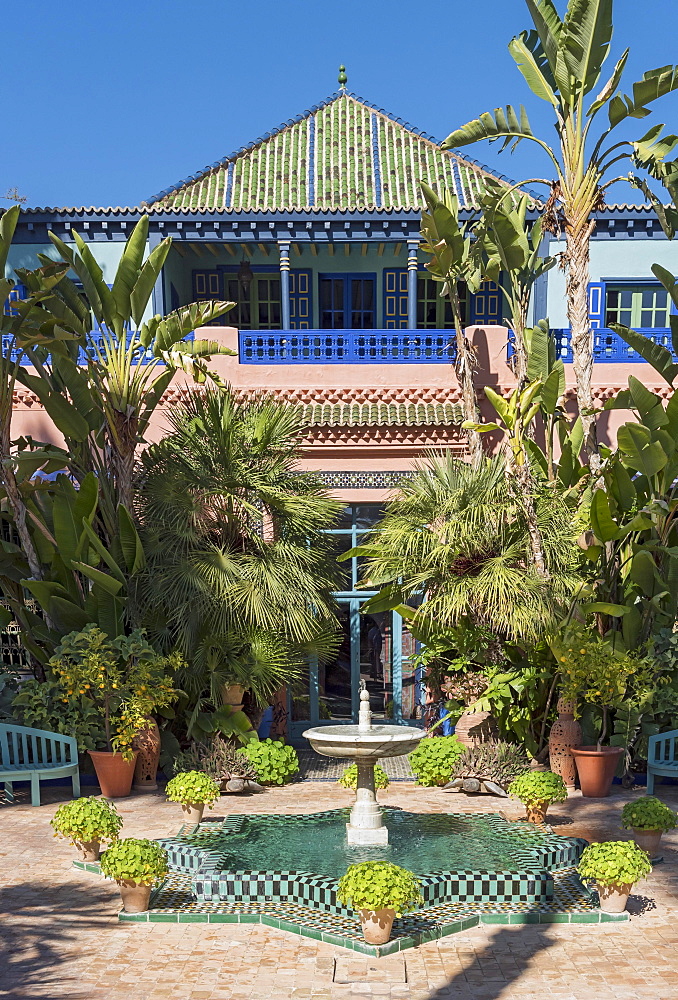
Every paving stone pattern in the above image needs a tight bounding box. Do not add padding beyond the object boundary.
[1,778,678,999]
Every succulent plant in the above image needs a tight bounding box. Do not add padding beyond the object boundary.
[452,742,530,786]
[172,738,258,783]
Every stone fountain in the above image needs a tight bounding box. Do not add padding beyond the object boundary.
[303,682,425,845]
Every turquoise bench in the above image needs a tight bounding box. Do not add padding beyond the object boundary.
[0,723,80,806]
[647,729,678,795]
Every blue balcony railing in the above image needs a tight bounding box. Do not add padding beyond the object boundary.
[1,329,189,366]
[238,329,458,365]
[551,327,674,363]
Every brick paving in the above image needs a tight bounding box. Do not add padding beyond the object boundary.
[1,778,677,999]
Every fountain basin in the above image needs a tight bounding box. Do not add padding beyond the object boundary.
[303,723,425,761]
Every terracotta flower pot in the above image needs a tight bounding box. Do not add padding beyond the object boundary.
[632,828,663,857]
[596,881,633,913]
[359,907,396,945]
[181,802,205,824]
[570,746,624,797]
[221,684,245,713]
[89,750,139,798]
[77,840,101,862]
[525,801,549,824]
[117,880,153,913]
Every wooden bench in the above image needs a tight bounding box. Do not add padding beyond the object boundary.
[0,724,80,806]
[647,729,678,795]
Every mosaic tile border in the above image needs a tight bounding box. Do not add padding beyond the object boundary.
[315,471,416,490]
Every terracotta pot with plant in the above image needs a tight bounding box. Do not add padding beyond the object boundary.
[577,840,652,913]
[552,626,646,797]
[337,861,423,945]
[508,770,568,824]
[50,796,123,861]
[50,626,180,798]
[165,770,221,824]
[100,838,169,913]
[621,796,677,858]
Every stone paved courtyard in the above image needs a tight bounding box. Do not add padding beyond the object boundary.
[1,779,677,1000]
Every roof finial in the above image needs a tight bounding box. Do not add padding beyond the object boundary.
[338,65,347,91]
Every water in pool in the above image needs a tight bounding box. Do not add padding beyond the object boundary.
[180,809,547,878]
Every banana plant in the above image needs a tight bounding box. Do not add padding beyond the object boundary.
[16,216,235,536]
[441,0,678,468]
[472,178,557,382]
[419,183,484,465]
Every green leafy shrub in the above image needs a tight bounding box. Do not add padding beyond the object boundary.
[338,862,423,916]
[338,763,389,790]
[100,838,169,885]
[577,840,652,887]
[408,736,464,786]
[13,679,104,754]
[51,796,123,846]
[621,796,677,832]
[452,741,530,785]
[238,739,299,785]
[508,770,568,807]
[165,770,220,806]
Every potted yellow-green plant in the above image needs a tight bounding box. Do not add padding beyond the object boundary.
[51,796,123,861]
[100,838,169,913]
[551,627,642,797]
[508,771,568,824]
[577,840,652,913]
[621,796,677,858]
[337,861,423,945]
[50,626,181,798]
[165,770,221,824]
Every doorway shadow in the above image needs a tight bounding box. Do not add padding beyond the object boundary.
[0,880,112,999]
[423,922,555,1000]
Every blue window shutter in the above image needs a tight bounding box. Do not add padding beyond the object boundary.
[382,269,408,328]
[588,281,605,328]
[192,270,221,301]
[470,280,501,324]
[4,281,27,316]
[289,269,312,329]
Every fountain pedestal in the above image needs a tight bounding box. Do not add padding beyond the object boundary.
[347,760,389,845]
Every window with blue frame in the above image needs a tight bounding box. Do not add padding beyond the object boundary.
[605,284,671,329]
[319,275,376,329]
[417,277,466,329]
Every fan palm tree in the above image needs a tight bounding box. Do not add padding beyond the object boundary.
[134,386,342,737]
[354,455,583,646]
[441,0,678,467]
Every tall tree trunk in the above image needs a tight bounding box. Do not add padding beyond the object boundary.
[513,460,549,580]
[565,220,598,470]
[450,290,483,467]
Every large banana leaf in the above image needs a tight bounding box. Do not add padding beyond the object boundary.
[508,31,558,107]
[130,238,171,327]
[442,105,539,154]
[561,0,613,98]
[0,204,20,273]
[617,422,668,478]
[609,65,678,128]
[609,323,678,386]
[110,217,150,333]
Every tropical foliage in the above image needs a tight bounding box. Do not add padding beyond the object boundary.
[408,736,464,787]
[238,738,299,785]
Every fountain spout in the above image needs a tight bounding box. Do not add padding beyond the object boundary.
[358,680,372,733]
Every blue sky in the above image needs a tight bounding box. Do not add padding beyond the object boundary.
[3,0,678,208]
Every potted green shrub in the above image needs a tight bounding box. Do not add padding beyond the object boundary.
[337,861,423,945]
[508,770,568,824]
[338,763,389,791]
[99,838,169,913]
[552,627,642,797]
[51,796,123,861]
[621,796,677,858]
[408,736,464,787]
[50,626,180,798]
[237,739,299,785]
[577,840,652,913]
[165,770,221,824]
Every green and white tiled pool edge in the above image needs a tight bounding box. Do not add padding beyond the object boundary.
[71,811,629,956]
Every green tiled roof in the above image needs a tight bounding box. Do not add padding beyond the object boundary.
[296,401,465,428]
[147,92,509,213]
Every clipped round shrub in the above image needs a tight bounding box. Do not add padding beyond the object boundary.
[621,796,677,832]
[508,770,568,808]
[238,739,299,785]
[51,796,123,847]
[408,736,464,786]
[100,838,169,885]
[165,770,220,807]
[577,840,652,887]
[338,862,423,916]
[338,763,389,790]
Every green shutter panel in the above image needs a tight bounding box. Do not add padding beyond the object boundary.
[470,280,501,324]
[192,270,221,301]
[289,270,312,329]
[383,269,408,328]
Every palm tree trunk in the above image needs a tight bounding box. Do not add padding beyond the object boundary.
[1,466,43,581]
[450,289,483,467]
[513,461,549,580]
[565,221,599,470]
